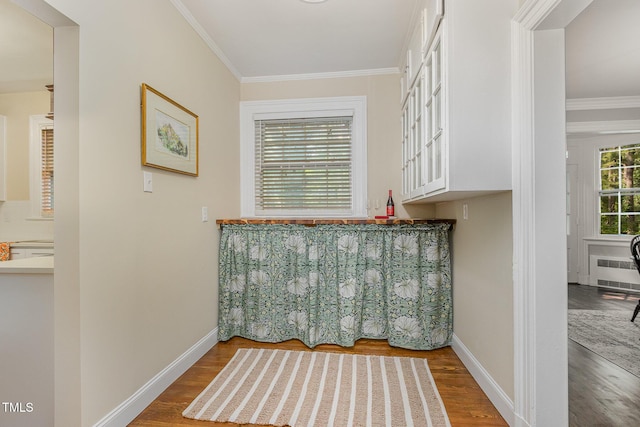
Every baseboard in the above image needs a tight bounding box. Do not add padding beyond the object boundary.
[93,327,218,427]
[451,334,515,426]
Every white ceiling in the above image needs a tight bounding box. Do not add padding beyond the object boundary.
[1,0,638,99]
[176,0,419,80]
[565,0,640,99]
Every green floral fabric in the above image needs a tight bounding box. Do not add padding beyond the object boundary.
[218,223,452,350]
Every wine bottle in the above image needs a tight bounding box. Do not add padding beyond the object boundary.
[386,190,395,217]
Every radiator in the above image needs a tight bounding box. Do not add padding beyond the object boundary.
[589,255,640,292]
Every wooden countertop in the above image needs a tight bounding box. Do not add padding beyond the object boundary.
[216,218,456,226]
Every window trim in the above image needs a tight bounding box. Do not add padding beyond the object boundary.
[29,115,54,220]
[597,141,640,235]
[240,96,367,218]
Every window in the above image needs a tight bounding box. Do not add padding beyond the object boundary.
[599,143,640,234]
[30,115,54,218]
[240,97,367,218]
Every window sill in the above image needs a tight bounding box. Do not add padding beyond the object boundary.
[26,216,54,222]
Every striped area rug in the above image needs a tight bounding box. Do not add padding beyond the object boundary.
[182,348,451,427]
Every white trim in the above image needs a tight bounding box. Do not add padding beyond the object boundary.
[566,96,640,111]
[241,67,400,84]
[511,16,536,427]
[92,328,218,427]
[169,0,242,82]
[512,1,594,426]
[566,120,640,135]
[240,96,368,218]
[451,334,515,426]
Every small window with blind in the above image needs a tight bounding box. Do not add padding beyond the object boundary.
[30,115,54,219]
[240,97,367,218]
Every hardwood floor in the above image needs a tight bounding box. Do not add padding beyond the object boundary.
[568,284,640,427]
[128,284,640,426]
[129,338,507,426]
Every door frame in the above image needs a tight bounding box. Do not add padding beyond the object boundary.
[511,0,594,425]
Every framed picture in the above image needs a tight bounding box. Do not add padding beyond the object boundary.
[141,83,198,176]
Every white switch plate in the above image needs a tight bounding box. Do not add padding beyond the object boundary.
[463,203,469,220]
[143,171,153,192]
[201,206,208,222]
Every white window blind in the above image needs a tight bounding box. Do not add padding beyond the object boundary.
[254,116,353,212]
[41,127,54,217]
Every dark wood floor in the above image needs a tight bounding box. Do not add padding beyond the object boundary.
[568,284,640,427]
[129,338,507,426]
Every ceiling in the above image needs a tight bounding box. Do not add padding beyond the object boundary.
[565,0,640,99]
[1,0,638,99]
[176,0,419,80]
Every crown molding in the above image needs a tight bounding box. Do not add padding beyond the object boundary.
[566,96,640,111]
[170,0,242,82]
[241,68,400,84]
[566,119,640,134]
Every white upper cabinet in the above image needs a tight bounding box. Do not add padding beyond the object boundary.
[401,0,515,203]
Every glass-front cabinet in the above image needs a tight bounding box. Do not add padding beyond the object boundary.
[400,0,514,203]
[402,71,425,199]
[423,30,444,193]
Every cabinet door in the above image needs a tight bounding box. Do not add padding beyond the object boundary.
[402,70,427,201]
[423,28,445,194]
[402,106,410,197]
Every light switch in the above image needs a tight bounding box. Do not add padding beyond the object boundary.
[463,203,469,220]
[143,171,153,192]
[201,206,208,222]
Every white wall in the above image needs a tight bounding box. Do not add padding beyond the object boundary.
[37,0,241,425]
[0,91,49,200]
[0,272,53,427]
[0,201,53,241]
[0,91,54,241]
[436,192,514,400]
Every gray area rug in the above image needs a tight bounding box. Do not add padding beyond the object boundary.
[568,309,640,378]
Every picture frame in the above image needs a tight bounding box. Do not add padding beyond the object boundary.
[141,83,198,176]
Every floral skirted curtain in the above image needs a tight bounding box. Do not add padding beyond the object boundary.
[218,223,452,350]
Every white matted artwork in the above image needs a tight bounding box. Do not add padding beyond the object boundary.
[141,83,198,176]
